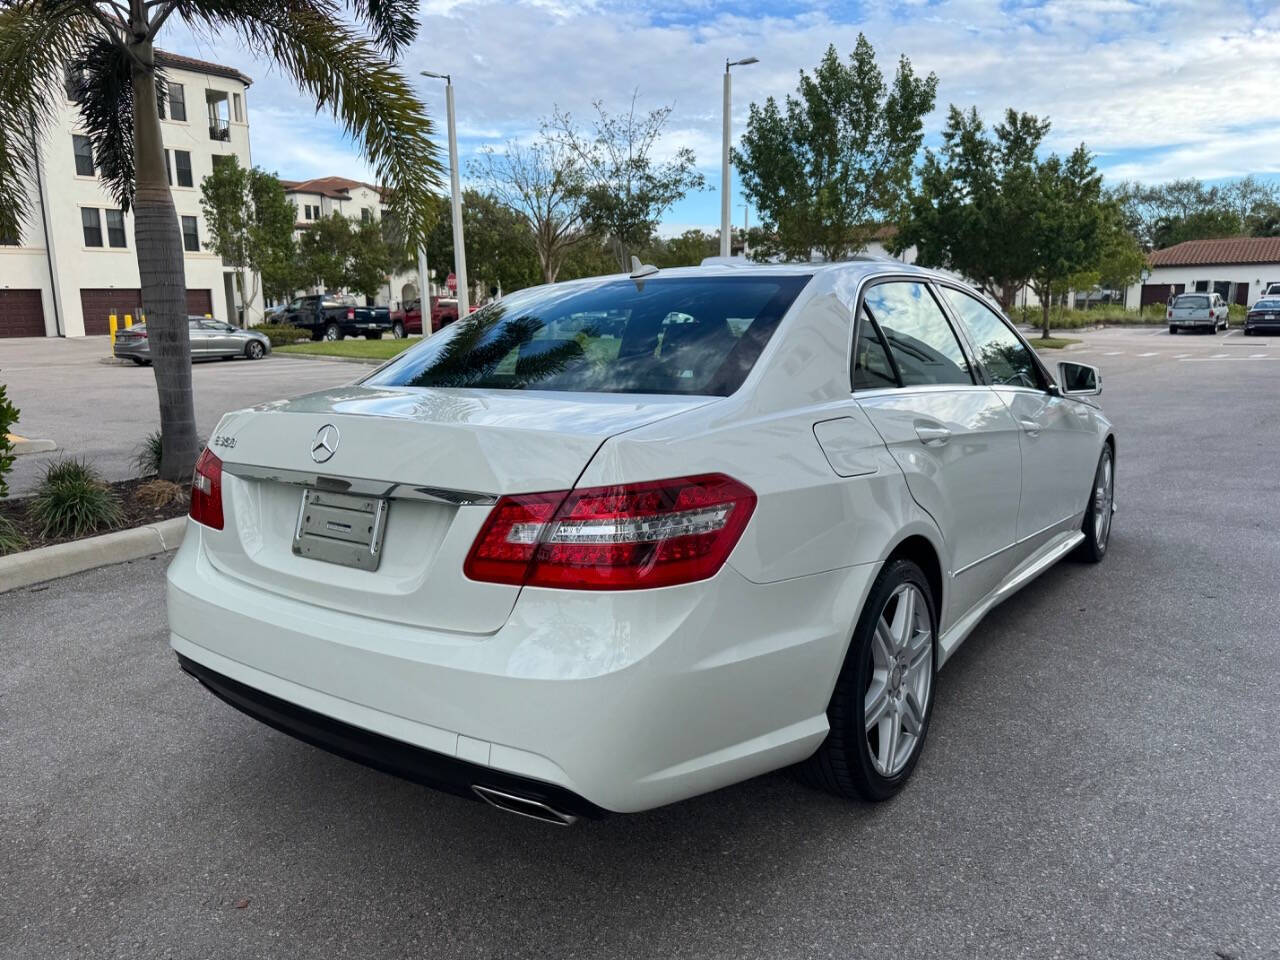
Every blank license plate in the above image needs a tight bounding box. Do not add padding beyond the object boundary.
[291,488,388,571]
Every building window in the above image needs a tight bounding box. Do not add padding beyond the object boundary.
[181,215,200,252]
[163,149,172,185]
[105,209,127,249]
[168,82,187,121]
[81,207,103,247]
[72,135,95,177]
[232,93,243,123]
[65,66,83,101]
[174,150,193,188]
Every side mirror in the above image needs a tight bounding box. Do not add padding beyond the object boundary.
[1058,361,1101,397]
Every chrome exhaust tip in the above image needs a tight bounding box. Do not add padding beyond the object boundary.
[471,785,579,826]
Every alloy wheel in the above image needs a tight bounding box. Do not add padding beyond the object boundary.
[864,583,933,777]
[1094,450,1114,548]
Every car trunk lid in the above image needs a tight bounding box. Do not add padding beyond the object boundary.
[200,385,715,634]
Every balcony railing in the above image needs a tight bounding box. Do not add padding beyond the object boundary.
[208,118,230,141]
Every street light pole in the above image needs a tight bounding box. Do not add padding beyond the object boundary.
[422,71,469,318]
[720,56,758,258]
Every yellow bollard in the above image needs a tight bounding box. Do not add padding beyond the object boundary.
[205,313,212,319]
[124,314,132,329]
[109,314,119,346]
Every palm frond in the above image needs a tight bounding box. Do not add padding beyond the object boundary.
[0,0,98,238]
[348,0,417,59]
[175,0,443,246]
[68,37,161,212]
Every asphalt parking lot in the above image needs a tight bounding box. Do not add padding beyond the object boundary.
[1,337,356,496]
[3,327,1279,959]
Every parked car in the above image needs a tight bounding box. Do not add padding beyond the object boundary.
[1244,297,1280,335]
[388,299,420,338]
[276,293,393,341]
[169,261,1115,822]
[1167,292,1228,333]
[1257,282,1280,301]
[114,317,270,365]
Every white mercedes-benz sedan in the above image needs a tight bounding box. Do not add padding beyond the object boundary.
[167,260,1115,824]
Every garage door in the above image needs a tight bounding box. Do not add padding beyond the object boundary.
[1141,283,1184,307]
[80,288,214,334]
[80,288,142,336]
[0,289,46,337]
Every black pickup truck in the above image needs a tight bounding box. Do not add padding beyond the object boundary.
[277,294,394,341]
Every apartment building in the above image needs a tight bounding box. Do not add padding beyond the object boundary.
[280,176,421,309]
[0,51,262,338]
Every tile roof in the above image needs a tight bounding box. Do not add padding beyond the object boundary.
[155,50,252,87]
[279,176,385,199]
[1149,236,1280,267]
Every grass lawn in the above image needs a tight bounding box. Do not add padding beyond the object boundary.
[276,338,417,361]
[1030,336,1081,350]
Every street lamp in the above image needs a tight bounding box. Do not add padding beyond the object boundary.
[422,70,469,318]
[720,56,759,258]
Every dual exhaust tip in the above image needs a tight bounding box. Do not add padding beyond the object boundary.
[471,785,579,826]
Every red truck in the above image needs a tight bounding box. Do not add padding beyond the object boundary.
[389,297,467,337]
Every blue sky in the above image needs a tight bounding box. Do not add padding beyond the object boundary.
[166,0,1280,234]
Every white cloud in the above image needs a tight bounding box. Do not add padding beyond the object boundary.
[160,0,1280,207]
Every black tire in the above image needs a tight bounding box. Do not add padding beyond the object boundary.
[794,558,937,802]
[324,323,342,341]
[1168,325,1176,334]
[1073,443,1114,563]
[245,340,265,360]
[129,356,149,366]
[392,322,405,339]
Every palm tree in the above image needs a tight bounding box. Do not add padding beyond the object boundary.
[0,0,442,481]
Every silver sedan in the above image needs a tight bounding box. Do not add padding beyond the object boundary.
[114,317,272,365]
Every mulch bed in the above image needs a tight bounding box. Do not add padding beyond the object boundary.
[0,476,189,551]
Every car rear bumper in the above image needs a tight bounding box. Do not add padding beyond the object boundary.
[1169,318,1216,328]
[113,341,149,359]
[166,522,876,813]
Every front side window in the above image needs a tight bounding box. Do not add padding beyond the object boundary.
[366,275,811,396]
[168,82,187,121]
[181,216,199,252]
[81,207,102,247]
[174,150,193,188]
[105,209,127,248]
[862,281,972,387]
[940,287,1043,389]
[72,135,94,176]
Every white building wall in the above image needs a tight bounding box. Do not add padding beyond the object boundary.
[0,58,260,336]
[1124,264,1280,309]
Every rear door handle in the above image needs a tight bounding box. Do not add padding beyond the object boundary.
[1018,419,1041,437]
[915,425,951,446]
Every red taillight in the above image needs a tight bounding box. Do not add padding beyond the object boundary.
[1167,309,1172,318]
[189,447,224,530]
[464,474,756,590]
[346,308,355,320]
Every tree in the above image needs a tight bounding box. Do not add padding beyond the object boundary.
[425,191,540,298]
[1026,146,1107,338]
[469,138,591,284]
[897,106,1050,309]
[1109,176,1280,249]
[643,229,719,268]
[200,157,298,322]
[548,94,705,270]
[1095,207,1146,306]
[296,213,396,300]
[733,35,937,262]
[0,0,441,481]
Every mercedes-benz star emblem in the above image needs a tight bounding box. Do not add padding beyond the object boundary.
[310,424,340,463]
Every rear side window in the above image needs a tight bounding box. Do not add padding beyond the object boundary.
[853,308,898,390]
[365,276,810,396]
[863,281,972,387]
[940,287,1044,390]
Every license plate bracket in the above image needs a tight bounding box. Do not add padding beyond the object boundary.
[291,488,388,571]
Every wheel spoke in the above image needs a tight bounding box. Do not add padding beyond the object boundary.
[880,712,900,774]
[891,587,915,651]
[865,682,891,732]
[872,619,894,669]
[901,691,924,736]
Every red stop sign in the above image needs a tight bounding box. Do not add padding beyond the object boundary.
[446,272,457,293]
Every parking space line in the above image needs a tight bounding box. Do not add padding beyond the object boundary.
[1104,351,1124,356]
[1174,353,1190,358]
[1179,356,1280,361]
[1136,352,1158,357]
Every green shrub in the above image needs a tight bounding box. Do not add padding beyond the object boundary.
[132,429,163,476]
[253,323,310,346]
[0,514,25,555]
[29,458,124,539]
[0,379,18,499]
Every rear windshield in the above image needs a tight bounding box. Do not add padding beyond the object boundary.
[1253,299,1280,310]
[1174,295,1209,308]
[364,275,810,396]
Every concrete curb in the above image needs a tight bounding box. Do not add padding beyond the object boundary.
[0,516,187,594]
[273,351,385,366]
[7,435,58,456]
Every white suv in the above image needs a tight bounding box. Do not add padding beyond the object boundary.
[169,262,1115,823]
